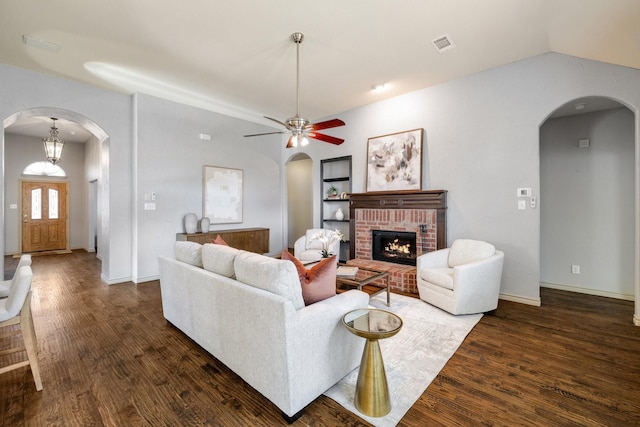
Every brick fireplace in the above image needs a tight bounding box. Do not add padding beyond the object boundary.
[348,190,447,294]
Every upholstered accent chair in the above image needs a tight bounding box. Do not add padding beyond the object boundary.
[293,229,341,263]
[0,265,42,391]
[416,239,504,315]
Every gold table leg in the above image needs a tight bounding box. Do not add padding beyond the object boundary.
[355,338,391,417]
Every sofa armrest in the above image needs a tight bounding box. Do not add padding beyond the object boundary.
[284,290,369,412]
[452,251,505,306]
[294,290,369,325]
[293,236,306,258]
[417,247,450,271]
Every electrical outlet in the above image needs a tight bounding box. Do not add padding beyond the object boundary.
[571,265,580,274]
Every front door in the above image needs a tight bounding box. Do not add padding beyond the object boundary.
[22,181,68,252]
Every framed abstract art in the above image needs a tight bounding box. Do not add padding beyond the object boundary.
[203,165,243,224]
[366,128,423,192]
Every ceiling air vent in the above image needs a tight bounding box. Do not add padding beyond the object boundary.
[432,34,455,53]
[23,35,60,52]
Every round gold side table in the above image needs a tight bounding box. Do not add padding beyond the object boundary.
[342,308,403,417]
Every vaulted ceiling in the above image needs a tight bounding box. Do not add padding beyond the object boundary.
[2,0,639,141]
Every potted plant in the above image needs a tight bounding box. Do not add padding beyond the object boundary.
[327,185,338,198]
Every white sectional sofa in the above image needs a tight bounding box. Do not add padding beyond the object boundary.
[158,242,369,420]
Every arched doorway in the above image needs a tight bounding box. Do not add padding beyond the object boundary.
[2,107,109,273]
[285,153,313,251]
[539,96,637,316]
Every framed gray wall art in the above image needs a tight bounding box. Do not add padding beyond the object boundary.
[203,166,243,224]
[366,128,423,192]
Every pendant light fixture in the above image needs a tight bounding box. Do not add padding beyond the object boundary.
[42,117,65,165]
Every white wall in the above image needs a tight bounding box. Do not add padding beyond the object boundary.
[286,156,313,248]
[540,107,635,298]
[285,53,640,306]
[84,135,101,253]
[133,93,284,282]
[0,63,133,283]
[4,134,86,253]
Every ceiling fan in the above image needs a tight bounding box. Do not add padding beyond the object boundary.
[244,32,345,148]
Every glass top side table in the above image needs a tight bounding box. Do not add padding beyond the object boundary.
[342,308,403,417]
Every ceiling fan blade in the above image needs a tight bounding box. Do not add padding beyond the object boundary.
[286,135,296,148]
[264,116,288,127]
[244,131,286,137]
[309,118,345,131]
[308,132,344,145]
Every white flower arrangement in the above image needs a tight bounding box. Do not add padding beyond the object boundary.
[310,229,344,258]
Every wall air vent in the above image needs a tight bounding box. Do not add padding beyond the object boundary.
[431,34,455,53]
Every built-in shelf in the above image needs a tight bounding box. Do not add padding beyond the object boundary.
[321,155,352,262]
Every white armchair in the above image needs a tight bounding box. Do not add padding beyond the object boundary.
[294,229,341,262]
[416,239,504,315]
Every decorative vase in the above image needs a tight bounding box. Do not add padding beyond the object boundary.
[335,208,344,221]
[200,217,210,233]
[184,213,198,234]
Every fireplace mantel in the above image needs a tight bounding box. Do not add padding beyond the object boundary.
[348,190,447,260]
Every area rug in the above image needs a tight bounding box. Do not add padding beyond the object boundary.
[323,293,483,426]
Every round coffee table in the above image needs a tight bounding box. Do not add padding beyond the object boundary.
[342,308,403,417]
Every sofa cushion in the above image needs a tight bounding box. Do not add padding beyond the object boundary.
[305,229,324,250]
[421,267,455,290]
[174,241,203,267]
[448,239,495,268]
[202,243,239,278]
[281,251,337,305]
[234,251,305,310]
[297,249,322,263]
[211,234,229,246]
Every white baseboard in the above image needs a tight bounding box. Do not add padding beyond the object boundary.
[101,274,133,285]
[499,292,541,306]
[634,314,640,327]
[133,274,160,284]
[540,282,634,301]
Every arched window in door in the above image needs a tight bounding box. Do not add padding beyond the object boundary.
[22,161,66,177]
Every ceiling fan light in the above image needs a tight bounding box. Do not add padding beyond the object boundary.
[290,134,299,147]
[300,135,309,146]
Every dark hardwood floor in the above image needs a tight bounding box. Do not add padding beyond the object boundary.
[1,251,639,426]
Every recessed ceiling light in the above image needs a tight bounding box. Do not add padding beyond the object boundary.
[372,84,387,92]
[22,35,60,52]
[574,103,587,110]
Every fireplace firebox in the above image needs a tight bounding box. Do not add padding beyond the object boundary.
[372,230,417,266]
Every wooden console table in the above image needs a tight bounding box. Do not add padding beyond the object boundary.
[176,227,269,254]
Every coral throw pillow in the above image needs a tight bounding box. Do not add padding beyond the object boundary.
[281,250,337,305]
[211,234,229,246]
